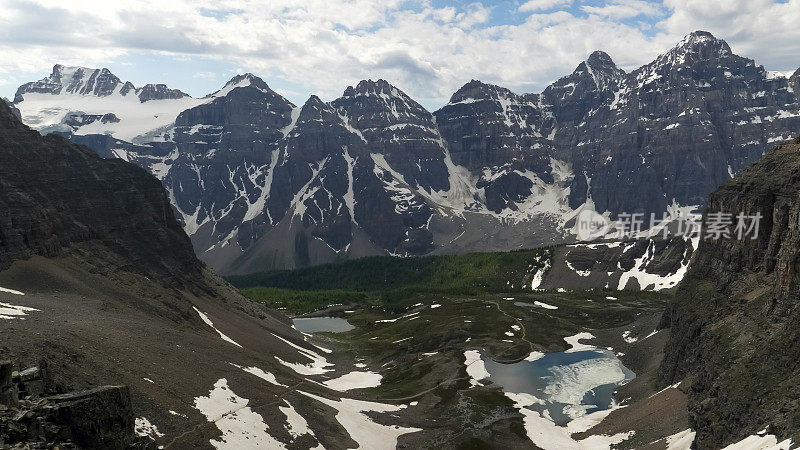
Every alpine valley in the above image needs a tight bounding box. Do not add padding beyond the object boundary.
[8,31,800,274]
[3,27,800,450]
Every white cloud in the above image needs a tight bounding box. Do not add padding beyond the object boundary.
[0,0,798,109]
[519,0,573,13]
[583,0,664,19]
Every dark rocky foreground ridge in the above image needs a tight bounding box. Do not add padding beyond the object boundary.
[660,135,800,448]
[0,99,202,290]
[15,31,800,273]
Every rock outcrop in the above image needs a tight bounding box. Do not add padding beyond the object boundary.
[660,135,800,448]
[0,360,154,449]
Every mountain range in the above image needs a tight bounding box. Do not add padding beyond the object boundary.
[9,31,800,274]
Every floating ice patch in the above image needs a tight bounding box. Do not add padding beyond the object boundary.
[430,304,441,309]
[543,357,628,408]
[193,307,242,348]
[298,391,421,450]
[464,350,490,387]
[134,417,164,439]
[0,302,40,320]
[323,371,383,391]
[194,378,286,448]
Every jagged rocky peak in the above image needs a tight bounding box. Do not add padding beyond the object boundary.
[447,79,519,104]
[136,83,189,102]
[14,64,192,104]
[211,72,280,98]
[658,30,733,67]
[583,50,625,90]
[14,64,123,101]
[335,78,433,129]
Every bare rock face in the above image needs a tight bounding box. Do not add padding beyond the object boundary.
[0,100,201,287]
[660,135,800,448]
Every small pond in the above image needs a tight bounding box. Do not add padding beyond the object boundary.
[292,317,355,334]
[483,349,635,425]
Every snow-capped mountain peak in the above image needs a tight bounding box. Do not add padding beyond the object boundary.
[656,30,733,68]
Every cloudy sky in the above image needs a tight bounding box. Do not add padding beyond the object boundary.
[1,0,798,109]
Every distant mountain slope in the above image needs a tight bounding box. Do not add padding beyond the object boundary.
[660,135,800,448]
[12,31,800,273]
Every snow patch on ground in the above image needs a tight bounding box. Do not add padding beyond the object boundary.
[564,332,596,352]
[663,428,696,449]
[323,371,383,391]
[0,302,40,320]
[231,363,286,387]
[0,286,24,295]
[505,391,633,449]
[298,391,421,450]
[464,350,490,386]
[534,301,558,310]
[721,434,792,450]
[271,333,334,375]
[194,378,286,448]
[279,399,323,448]
[193,307,242,348]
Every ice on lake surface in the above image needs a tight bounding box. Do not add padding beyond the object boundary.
[484,349,635,425]
[292,317,355,333]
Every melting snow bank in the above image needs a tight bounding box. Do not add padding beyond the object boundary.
[271,333,334,375]
[657,428,696,449]
[506,392,633,449]
[0,301,40,320]
[530,254,551,290]
[323,371,383,391]
[194,378,288,448]
[0,286,24,295]
[534,301,558,310]
[721,434,792,450]
[298,391,421,450]
[230,362,286,387]
[565,332,597,352]
[193,307,242,348]
[464,350,490,387]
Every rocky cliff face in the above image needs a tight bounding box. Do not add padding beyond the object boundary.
[660,135,800,448]
[11,32,800,273]
[0,101,201,287]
